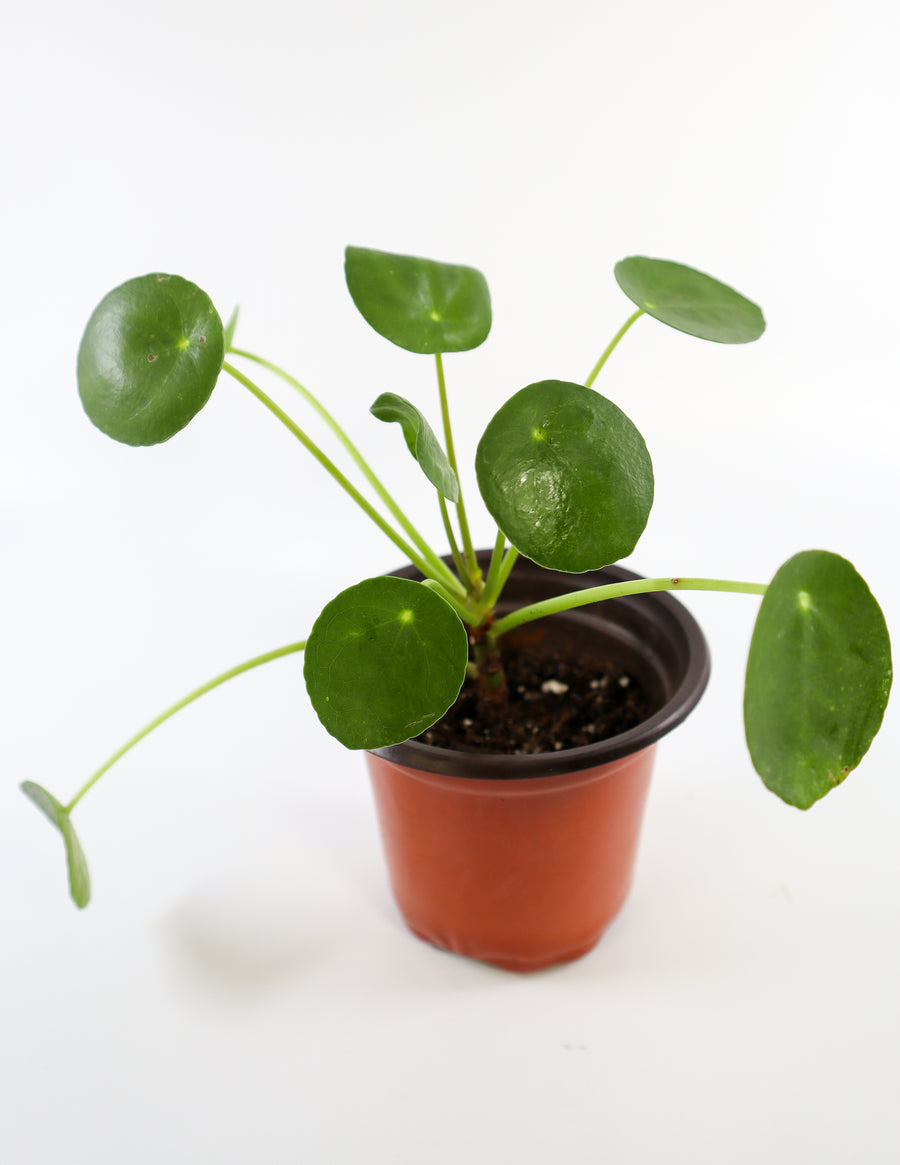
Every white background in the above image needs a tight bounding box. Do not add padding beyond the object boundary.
[2,1,899,1161]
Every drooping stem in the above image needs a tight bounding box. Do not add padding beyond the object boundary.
[435,353,479,585]
[229,349,457,590]
[65,640,308,813]
[584,308,645,388]
[489,576,768,641]
[224,363,465,597]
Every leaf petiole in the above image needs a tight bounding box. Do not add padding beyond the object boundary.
[474,545,520,623]
[64,640,308,813]
[229,349,459,592]
[419,577,476,625]
[489,576,767,640]
[438,493,469,582]
[482,530,507,597]
[435,354,480,588]
[584,308,644,388]
[223,362,466,597]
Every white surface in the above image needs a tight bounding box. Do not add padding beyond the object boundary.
[2,1,899,1162]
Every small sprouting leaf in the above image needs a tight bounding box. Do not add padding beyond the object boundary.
[744,551,892,809]
[223,304,240,349]
[21,781,91,907]
[614,257,765,344]
[304,577,468,749]
[370,392,459,502]
[345,245,491,354]
[77,273,225,446]
[475,380,654,572]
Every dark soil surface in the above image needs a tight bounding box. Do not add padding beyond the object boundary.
[417,640,652,755]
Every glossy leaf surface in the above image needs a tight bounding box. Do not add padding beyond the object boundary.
[615,257,765,343]
[304,577,468,749]
[21,781,91,907]
[78,273,225,446]
[370,392,459,501]
[475,380,654,572]
[745,551,892,809]
[345,246,491,353]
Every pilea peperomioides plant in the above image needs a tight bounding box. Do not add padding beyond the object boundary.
[23,247,892,908]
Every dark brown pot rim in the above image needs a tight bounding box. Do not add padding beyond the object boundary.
[369,553,711,781]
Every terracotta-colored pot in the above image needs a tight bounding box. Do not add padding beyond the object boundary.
[366,553,710,972]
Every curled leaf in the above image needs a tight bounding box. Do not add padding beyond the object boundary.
[744,551,892,808]
[21,781,91,907]
[370,392,459,501]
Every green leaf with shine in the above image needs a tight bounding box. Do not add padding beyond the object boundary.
[78,273,225,446]
[475,380,654,572]
[370,392,459,502]
[744,551,892,809]
[21,781,91,907]
[615,257,765,344]
[304,577,468,749]
[345,246,491,354]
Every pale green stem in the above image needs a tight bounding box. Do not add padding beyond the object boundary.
[584,308,645,388]
[419,578,477,625]
[435,354,479,584]
[224,363,465,597]
[476,546,520,620]
[438,493,468,581]
[229,348,456,589]
[489,576,768,641]
[477,531,509,614]
[66,640,307,813]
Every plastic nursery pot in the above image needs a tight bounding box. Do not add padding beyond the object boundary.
[365,551,710,973]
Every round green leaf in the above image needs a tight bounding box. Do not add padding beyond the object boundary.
[77,273,225,446]
[744,551,892,809]
[475,380,654,572]
[345,245,491,354]
[21,781,91,908]
[304,577,468,749]
[614,256,765,344]
[370,392,459,502]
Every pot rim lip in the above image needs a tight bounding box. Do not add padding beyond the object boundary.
[369,559,711,781]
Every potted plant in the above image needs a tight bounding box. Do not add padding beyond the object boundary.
[22,246,892,971]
